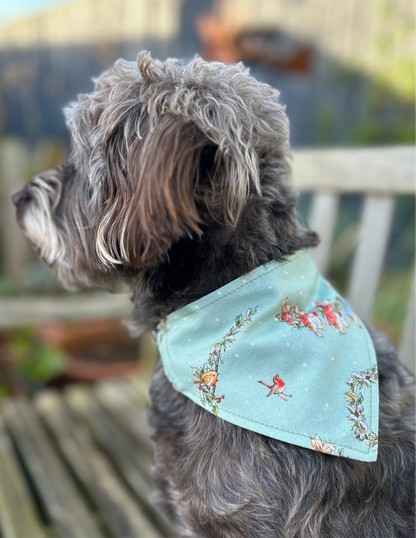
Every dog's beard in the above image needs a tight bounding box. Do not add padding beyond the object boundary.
[19,172,83,288]
[23,176,63,265]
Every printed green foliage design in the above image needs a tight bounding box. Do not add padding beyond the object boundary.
[192,306,261,414]
[344,365,379,451]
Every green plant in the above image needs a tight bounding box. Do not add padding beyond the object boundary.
[10,327,66,383]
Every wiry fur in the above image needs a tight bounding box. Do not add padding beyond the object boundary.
[14,52,415,537]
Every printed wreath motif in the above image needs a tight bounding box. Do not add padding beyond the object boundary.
[344,365,378,451]
[312,365,378,457]
[191,306,261,414]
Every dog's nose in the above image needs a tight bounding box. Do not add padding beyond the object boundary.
[12,188,25,206]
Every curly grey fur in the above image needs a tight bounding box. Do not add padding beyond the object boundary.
[14,52,415,537]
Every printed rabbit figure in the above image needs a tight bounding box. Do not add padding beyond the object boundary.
[294,305,326,338]
[280,298,296,325]
[315,300,350,335]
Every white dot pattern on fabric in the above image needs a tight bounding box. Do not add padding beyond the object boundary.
[161,252,378,463]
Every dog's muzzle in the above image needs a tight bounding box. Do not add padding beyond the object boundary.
[12,184,32,226]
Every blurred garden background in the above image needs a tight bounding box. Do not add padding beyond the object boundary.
[0,0,414,399]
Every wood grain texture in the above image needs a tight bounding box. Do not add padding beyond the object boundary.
[65,386,175,537]
[36,391,161,538]
[1,398,103,538]
[95,380,154,456]
[0,415,46,538]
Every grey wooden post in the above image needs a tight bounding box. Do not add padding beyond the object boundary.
[0,139,30,287]
[347,195,395,322]
[399,271,415,374]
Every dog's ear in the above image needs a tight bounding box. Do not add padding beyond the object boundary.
[96,106,258,271]
[121,114,207,268]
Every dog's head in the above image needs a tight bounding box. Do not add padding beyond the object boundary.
[13,51,307,289]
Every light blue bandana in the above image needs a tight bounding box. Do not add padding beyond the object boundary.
[156,251,379,462]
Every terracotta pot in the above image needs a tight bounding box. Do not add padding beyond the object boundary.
[37,319,143,384]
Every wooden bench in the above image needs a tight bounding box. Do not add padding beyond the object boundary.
[292,146,415,373]
[0,376,177,538]
[1,142,414,372]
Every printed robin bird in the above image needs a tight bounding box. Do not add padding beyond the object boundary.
[258,374,292,401]
[194,371,218,387]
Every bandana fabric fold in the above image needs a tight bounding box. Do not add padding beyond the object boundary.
[156,251,379,462]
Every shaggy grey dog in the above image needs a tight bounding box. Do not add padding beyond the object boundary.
[13,52,415,538]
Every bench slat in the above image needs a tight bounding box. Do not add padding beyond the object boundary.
[308,192,340,275]
[0,416,46,538]
[347,195,395,322]
[65,387,170,537]
[0,293,132,328]
[36,391,160,538]
[292,147,415,194]
[399,271,415,374]
[1,399,103,538]
[94,381,177,537]
[95,380,154,457]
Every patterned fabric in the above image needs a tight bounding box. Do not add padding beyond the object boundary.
[156,251,379,462]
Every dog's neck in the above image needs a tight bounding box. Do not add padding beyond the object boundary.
[130,195,318,335]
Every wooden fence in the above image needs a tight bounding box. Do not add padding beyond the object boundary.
[0,140,414,373]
